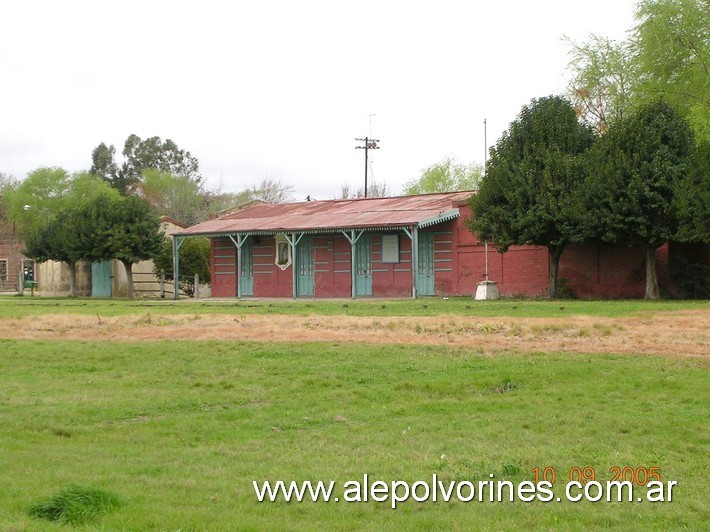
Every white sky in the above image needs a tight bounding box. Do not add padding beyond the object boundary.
[1,0,637,200]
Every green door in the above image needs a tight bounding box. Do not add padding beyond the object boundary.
[355,235,372,296]
[239,239,254,297]
[417,232,435,296]
[296,238,314,297]
[91,261,112,297]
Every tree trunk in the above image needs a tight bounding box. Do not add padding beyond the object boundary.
[644,245,660,300]
[547,245,566,300]
[67,261,77,298]
[122,260,134,300]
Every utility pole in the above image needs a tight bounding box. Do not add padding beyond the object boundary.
[355,137,379,198]
[483,118,489,280]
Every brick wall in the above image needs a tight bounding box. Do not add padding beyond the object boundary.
[208,216,683,299]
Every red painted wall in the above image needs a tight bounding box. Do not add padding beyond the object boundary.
[211,238,237,297]
[208,207,679,299]
[370,234,414,297]
[313,236,352,298]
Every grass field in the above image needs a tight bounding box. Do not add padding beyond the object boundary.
[0,298,708,529]
[2,295,708,318]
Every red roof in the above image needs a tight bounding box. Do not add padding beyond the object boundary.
[177,191,473,236]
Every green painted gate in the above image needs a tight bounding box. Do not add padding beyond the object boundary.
[355,235,372,296]
[239,239,254,296]
[416,232,435,296]
[296,237,314,297]
[91,261,112,297]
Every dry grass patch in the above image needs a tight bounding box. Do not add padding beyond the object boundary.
[0,309,707,357]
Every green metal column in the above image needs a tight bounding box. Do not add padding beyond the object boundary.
[412,226,419,299]
[285,232,303,299]
[350,230,357,299]
[172,236,184,300]
[342,229,363,299]
[228,235,242,299]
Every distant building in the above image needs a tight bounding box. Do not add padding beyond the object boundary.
[0,224,31,293]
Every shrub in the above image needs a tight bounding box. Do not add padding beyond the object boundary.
[27,484,120,525]
[671,260,710,299]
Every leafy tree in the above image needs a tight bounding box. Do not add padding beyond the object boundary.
[121,134,201,184]
[674,141,710,243]
[0,173,17,228]
[3,168,119,235]
[91,134,201,194]
[469,96,595,299]
[23,209,84,297]
[634,0,710,143]
[566,0,710,143]
[248,177,294,203]
[138,169,209,226]
[403,157,483,195]
[203,189,255,216]
[584,100,698,299]
[0,172,16,192]
[77,196,163,299]
[153,236,211,296]
[90,142,119,183]
[565,35,636,133]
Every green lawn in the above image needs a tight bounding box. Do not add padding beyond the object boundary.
[1,338,707,529]
[1,295,707,319]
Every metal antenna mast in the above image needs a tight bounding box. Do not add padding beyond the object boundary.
[355,137,379,198]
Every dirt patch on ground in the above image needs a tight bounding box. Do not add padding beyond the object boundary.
[1,309,708,357]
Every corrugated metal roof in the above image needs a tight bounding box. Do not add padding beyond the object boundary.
[176,191,474,236]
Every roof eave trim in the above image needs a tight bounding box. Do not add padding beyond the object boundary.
[417,208,460,228]
[173,225,417,238]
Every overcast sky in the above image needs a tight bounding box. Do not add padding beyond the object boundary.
[1,0,637,200]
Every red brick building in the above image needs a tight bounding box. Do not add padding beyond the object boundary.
[176,192,677,299]
[0,213,32,293]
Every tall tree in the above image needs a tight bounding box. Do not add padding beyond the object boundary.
[138,169,208,226]
[23,209,84,297]
[0,173,17,228]
[3,168,118,236]
[0,172,16,192]
[121,134,201,185]
[77,195,163,299]
[585,100,698,299]
[565,35,636,133]
[566,0,710,143]
[403,157,482,195]
[90,142,119,184]
[469,96,595,299]
[91,134,202,194]
[634,0,710,143]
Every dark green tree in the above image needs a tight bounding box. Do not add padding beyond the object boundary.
[23,209,83,297]
[674,141,710,243]
[153,236,211,296]
[90,143,119,184]
[77,195,164,299]
[585,100,698,299]
[469,96,596,299]
[121,134,201,186]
